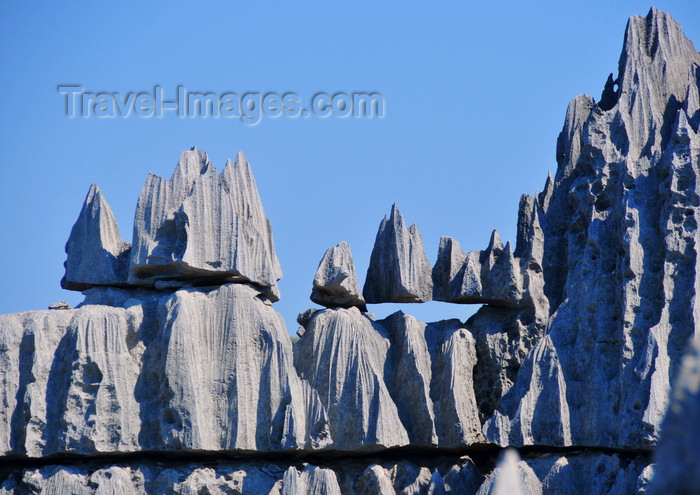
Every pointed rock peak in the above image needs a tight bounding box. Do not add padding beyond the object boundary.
[85,182,100,202]
[598,72,620,111]
[427,470,446,495]
[172,148,211,183]
[389,202,403,223]
[491,449,526,495]
[487,229,504,253]
[129,149,281,297]
[673,108,694,140]
[364,204,433,303]
[538,170,555,212]
[230,150,259,186]
[63,183,130,290]
[503,241,514,258]
[222,150,263,196]
[545,170,554,189]
[437,235,463,255]
[620,8,699,88]
[72,183,126,255]
[311,241,365,310]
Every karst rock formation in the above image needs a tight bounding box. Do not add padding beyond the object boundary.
[2,7,700,494]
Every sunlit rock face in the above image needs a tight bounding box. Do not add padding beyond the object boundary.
[3,7,700,494]
[479,7,700,450]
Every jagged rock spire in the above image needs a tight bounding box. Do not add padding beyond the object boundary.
[62,184,131,290]
[310,241,366,310]
[363,204,433,303]
[482,7,700,450]
[128,149,282,300]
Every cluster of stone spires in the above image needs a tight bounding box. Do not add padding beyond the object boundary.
[62,148,282,301]
[311,202,536,311]
[9,7,699,493]
[63,146,534,314]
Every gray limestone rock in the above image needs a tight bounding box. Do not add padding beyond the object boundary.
[0,284,330,457]
[526,453,652,495]
[129,149,282,300]
[48,301,72,310]
[481,7,700,449]
[648,333,700,494]
[1,8,698,494]
[61,184,131,290]
[431,236,480,304]
[1,463,285,494]
[433,226,541,309]
[156,283,326,451]
[476,449,541,495]
[280,465,342,495]
[364,204,433,303]
[294,307,484,450]
[310,241,366,310]
[421,319,484,447]
[293,307,410,450]
[0,455,653,494]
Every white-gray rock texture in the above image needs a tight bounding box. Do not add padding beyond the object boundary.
[310,241,366,310]
[648,333,700,494]
[478,7,700,449]
[3,7,700,494]
[364,204,433,303]
[0,453,651,494]
[61,184,131,290]
[128,149,282,300]
[0,284,330,457]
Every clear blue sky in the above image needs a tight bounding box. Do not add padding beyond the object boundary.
[1,2,698,334]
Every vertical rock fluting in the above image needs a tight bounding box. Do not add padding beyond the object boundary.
[310,241,366,310]
[128,149,282,300]
[363,204,433,303]
[481,7,700,448]
[293,308,484,449]
[293,307,410,450]
[3,7,700,494]
[0,284,330,456]
[648,333,700,493]
[1,151,328,458]
[157,283,327,451]
[61,184,131,290]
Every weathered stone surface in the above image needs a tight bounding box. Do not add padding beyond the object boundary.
[0,284,329,457]
[280,465,342,495]
[48,301,72,310]
[476,449,541,495]
[129,149,282,300]
[293,307,409,450]
[0,453,651,494]
[480,7,700,449]
[61,184,131,290]
[310,241,366,310]
[649,333,700,494]
[433,208,546,311]
[157,283,328,451]
[528,453,653,495]
[1,8,698,494]
[0,304,146,456]
[432,236,480,303]
[364,204,433,303]
[294,308,484,450]
[0,463,285,494]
